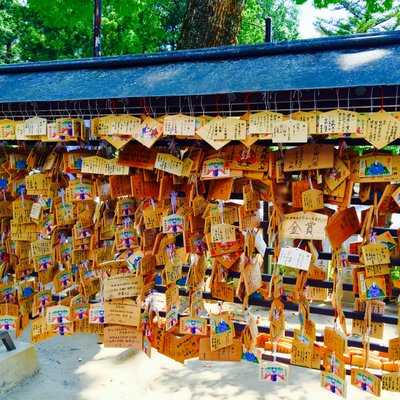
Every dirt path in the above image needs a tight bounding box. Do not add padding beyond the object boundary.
[2,310,396,400]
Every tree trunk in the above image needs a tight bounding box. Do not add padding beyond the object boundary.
[178,0,246,49]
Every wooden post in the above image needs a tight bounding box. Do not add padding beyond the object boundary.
[93,0,102,57]
[265,17,272,43]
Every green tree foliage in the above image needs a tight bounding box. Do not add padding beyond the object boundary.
[0,0,187,63]
[158,0,190,50]
[0,0,20,63]
[295,0,396,13]
[23,0,186,59]
[17,5,92,61]
[1,0,301,62]
[239,0,300,44]
[312,0,400,35]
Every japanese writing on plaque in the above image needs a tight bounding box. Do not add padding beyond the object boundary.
[277,247,312,271]
[281,211,328,240]
[103,274,143,300]
[164,114,196,136]
[284,144,334,171]
[362,243,390,266]
[272,119,308,143]
[249,111,283,135]
[211,223,236,243]
[104,325,143,349]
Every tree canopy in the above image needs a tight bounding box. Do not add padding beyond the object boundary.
[295,0,396,14]
[239,0,300,44]
[313,0,400,36]
[1,0,187,62]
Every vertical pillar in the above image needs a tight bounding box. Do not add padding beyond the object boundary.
[93,0,102,57]
[265,17,272,43]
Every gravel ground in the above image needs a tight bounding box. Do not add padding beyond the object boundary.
[1,304,397,400]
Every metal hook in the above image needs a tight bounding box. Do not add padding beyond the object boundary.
[200,96,205,115]
[274,92,277,113]
[178,96,182,114]
[122,99,128,114]
[347,88,350,110]
[7,103,13,120]
[187,96,194,117]
[87,100,93,122]
[395,85,399,112]
[0,103,6,118]
[65,101,71,118]
[31,102,38,116]
[107,99,113,114]
[292,90,301,113]
[78,100,84,119]
[164,97,168,115]
[262,92,268,110]
[313,90,317,112]
[48,101,54,121]
[95,99,100,117]
[336,88,340,109]
[149,98,155,118]
[297,90,302,112]
[370,87,374,113]
[186,96,190,116]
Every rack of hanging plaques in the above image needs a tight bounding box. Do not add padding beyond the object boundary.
[0,31,399,397]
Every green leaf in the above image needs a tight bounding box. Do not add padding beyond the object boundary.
[239,0,300,44]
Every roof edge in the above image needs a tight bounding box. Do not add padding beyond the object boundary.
[0,30,400,74]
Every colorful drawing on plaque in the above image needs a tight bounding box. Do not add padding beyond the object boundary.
[180,318,206,335]
[363,276,387,300]
[35,290,51,314]
[141,124,159,139]
[58,271,72,289]
[0,316,17,331]
[211,316,231,335]
[352,371,375,394]
[58,119,73,138]
[260,363,289,382]
[52,323,72,336]
[72,182,93,201]
[90,305,105,324]
[1,285,15,303]
[47,306,70,324]
[236,147,257,166]
[322,373,346,396]
[72,304,89,320]
[163,214,185,233]
[202,158,229,178]
[117,228,136,250]
[120,200,135,216]
[37,254,52,271]
[192,237,206,254]
[359,156,392,177]
[242,350,260,364]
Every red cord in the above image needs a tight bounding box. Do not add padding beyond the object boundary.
[244,93,251,114]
